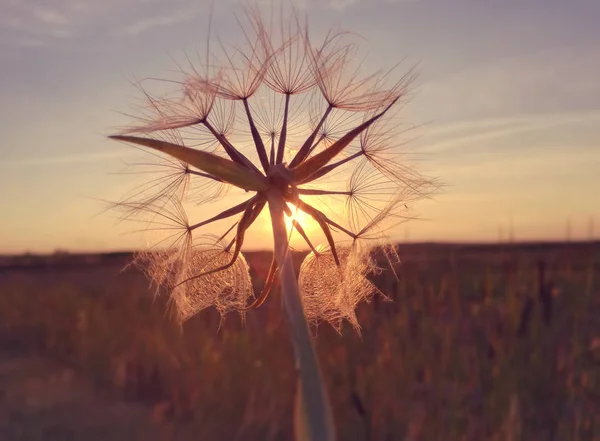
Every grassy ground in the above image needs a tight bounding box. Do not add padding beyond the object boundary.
[0,242,598,440]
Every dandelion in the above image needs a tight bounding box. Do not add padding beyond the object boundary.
[109,5,436,441]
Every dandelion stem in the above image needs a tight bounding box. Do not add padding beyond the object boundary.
[293,197,357,245]
[292,97,399,182]
[218,221,238,242]
[269,133,276,165]
[202,120,262,174]
[188,195,258,231]
[242,98,271,172]
[292,220,319,255]
[308,133,326,155]
[188,170,223,181]
[276,93,291,165]
[267,190,335,441]
[176,198,264,287]
[244,256,278,310]
[291,198,341,266]
[300,151,363,184]
[289,105,333,168]
[297,189,352,196]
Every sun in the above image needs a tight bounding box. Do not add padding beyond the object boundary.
[284,203,315,235]
[254,201,323,249]
[285,203,309,230]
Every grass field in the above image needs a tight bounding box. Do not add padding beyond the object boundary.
[0,241,598,440]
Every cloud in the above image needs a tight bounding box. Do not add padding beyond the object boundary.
[417,46,600,122]
[0,149,135,168]
[421,111,600,154]
[115,8,199,36]
[31,7,70,26]
[0,0,206,46]
[328,0,358,11]
[0,3,73,41]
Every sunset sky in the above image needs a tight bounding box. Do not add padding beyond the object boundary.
[1,0,599,253]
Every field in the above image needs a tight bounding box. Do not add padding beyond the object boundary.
[0,242,598,440]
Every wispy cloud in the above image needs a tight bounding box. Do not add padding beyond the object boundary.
[31,7,70,26]
[421,111,600,154]
[0,149,135,168]
[0,3,73,41]
[0,0,205,46]
[328,0,358,11]
[417,46,600,121]
[115,7,199,36]
[0,0,425,49]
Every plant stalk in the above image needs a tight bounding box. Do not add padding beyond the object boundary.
[267,190,336,441]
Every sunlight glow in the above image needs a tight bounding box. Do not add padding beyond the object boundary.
[285,203,314,234]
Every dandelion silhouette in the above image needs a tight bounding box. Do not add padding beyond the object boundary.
[109,5,435,440]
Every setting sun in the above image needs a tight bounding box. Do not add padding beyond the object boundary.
[284,203,315,235]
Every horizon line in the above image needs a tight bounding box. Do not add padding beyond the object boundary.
[2,238,599,257]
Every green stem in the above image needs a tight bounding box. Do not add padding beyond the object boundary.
[267,190,335,441]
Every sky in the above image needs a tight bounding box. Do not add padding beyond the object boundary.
[1,0,599,253]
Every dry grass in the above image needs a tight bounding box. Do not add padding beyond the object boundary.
[0,242,598,440]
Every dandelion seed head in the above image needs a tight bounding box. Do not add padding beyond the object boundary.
[110,4,437,328]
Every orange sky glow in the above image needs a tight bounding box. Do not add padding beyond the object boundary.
[1,1,599,254]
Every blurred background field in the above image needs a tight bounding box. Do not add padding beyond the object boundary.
[0,241,598,441]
